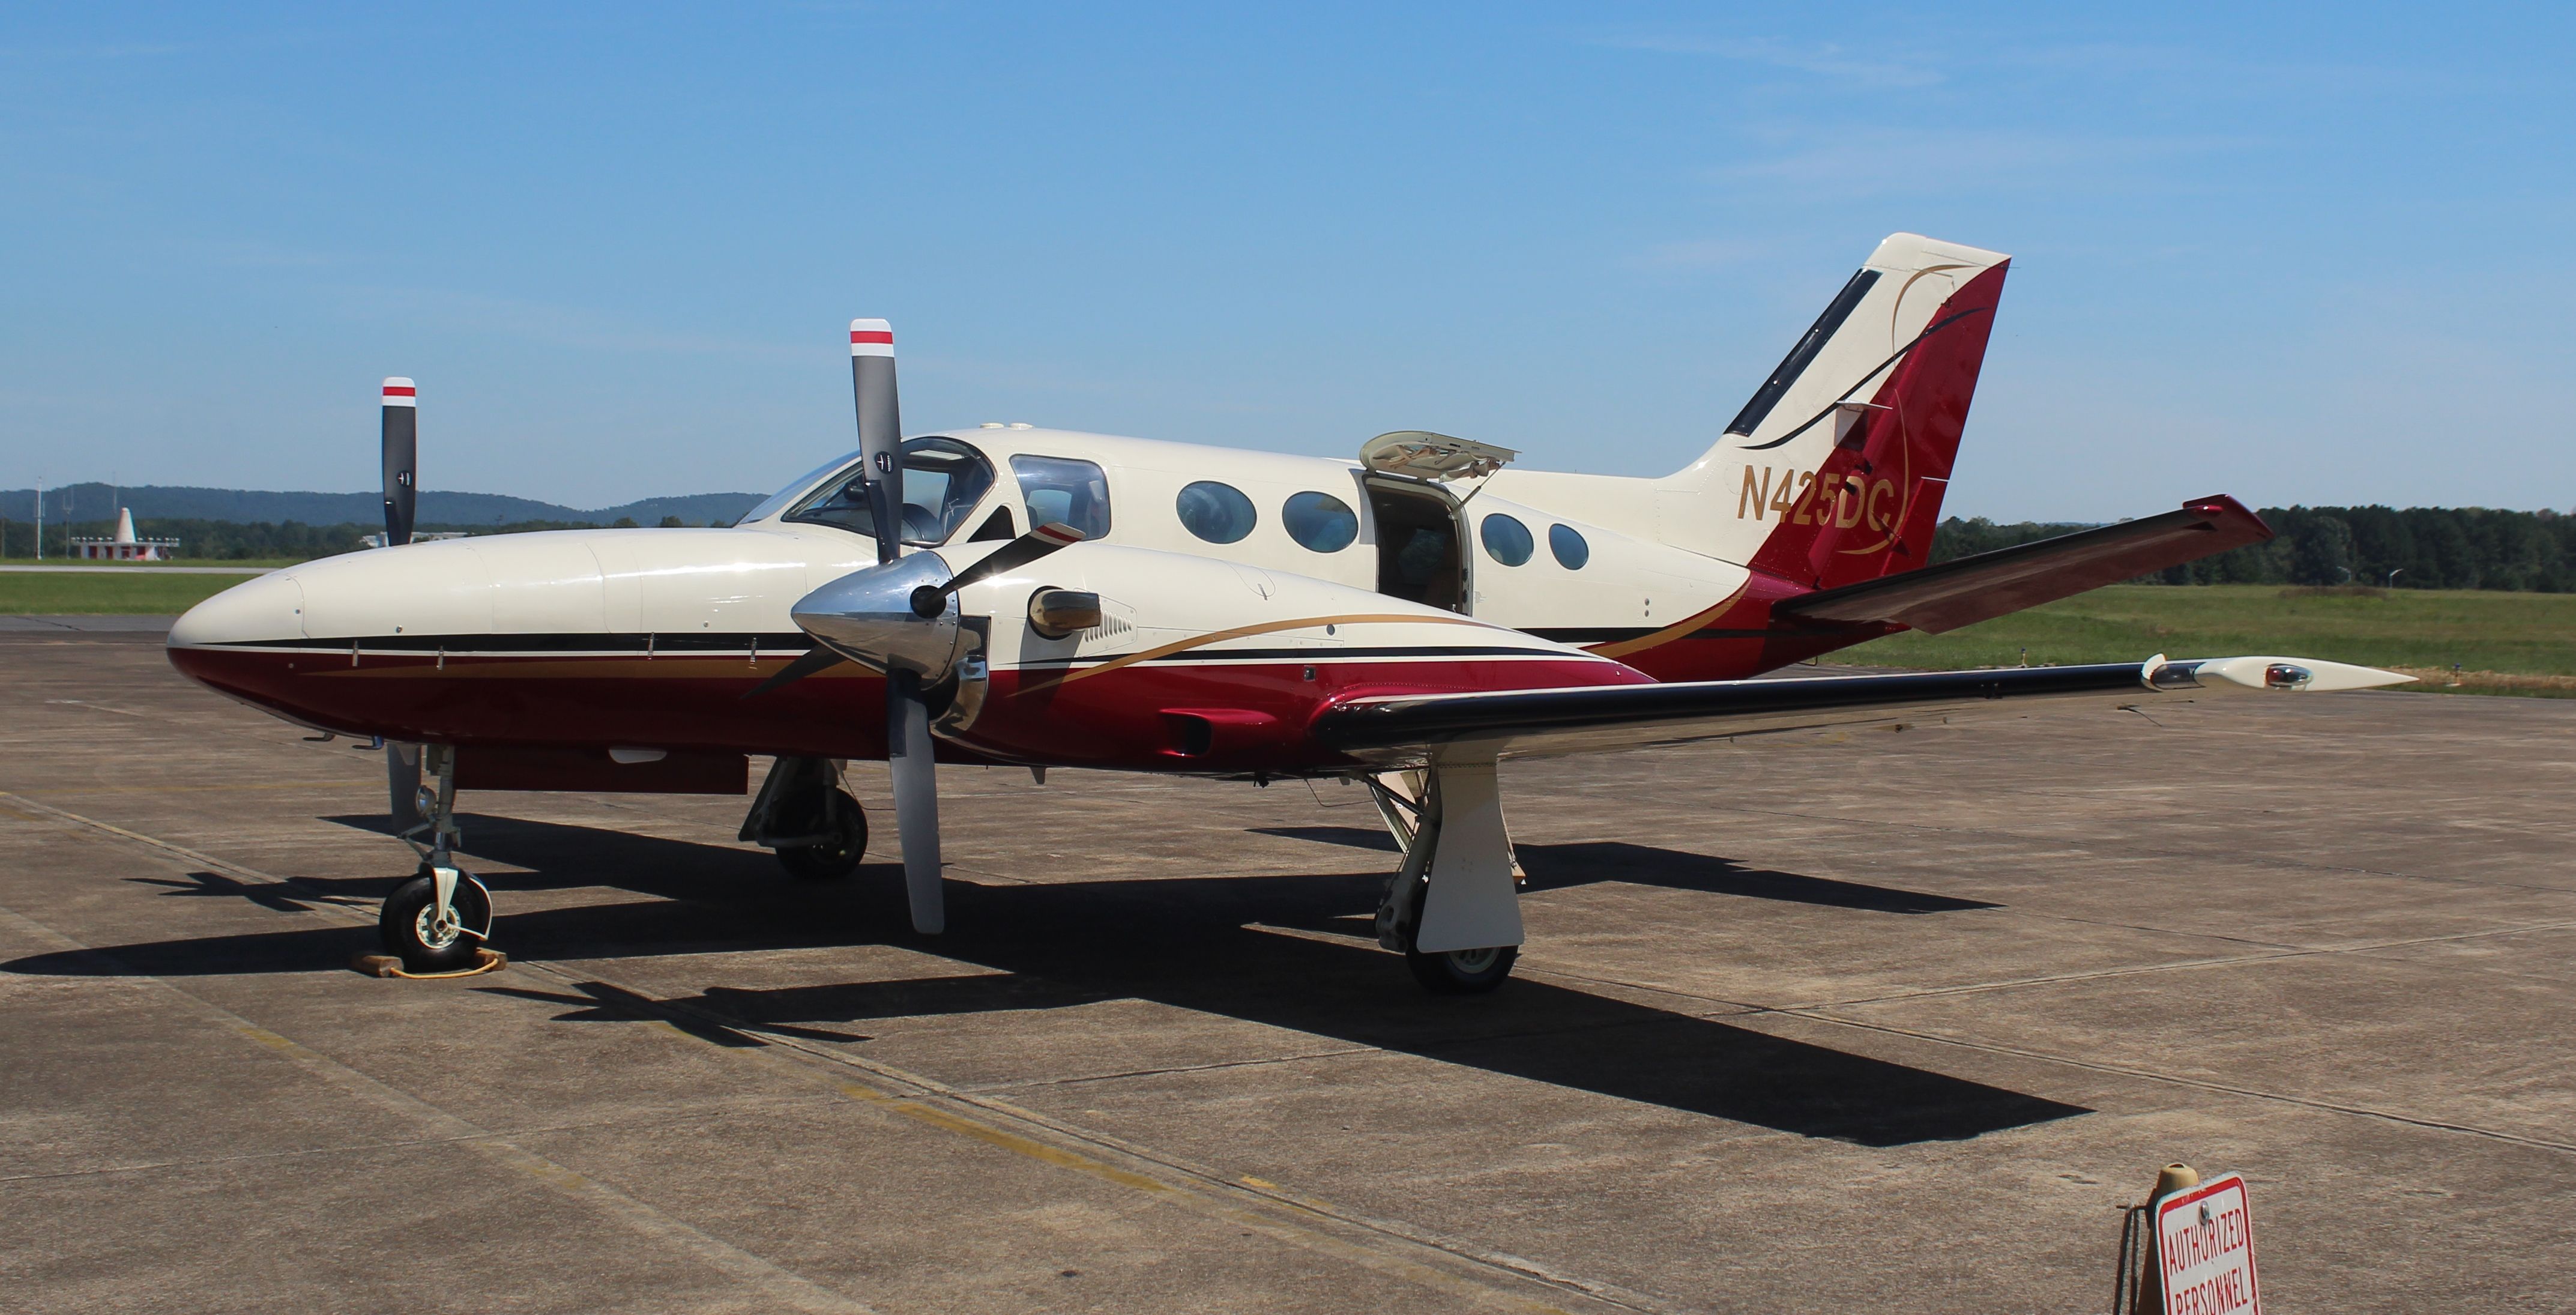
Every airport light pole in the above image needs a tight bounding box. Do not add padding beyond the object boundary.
[2387,568,2404,588]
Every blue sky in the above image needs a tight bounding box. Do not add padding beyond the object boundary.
[4,3,2570,519]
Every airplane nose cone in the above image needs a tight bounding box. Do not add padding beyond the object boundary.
[169,570,306,650]
[792,551,962,679]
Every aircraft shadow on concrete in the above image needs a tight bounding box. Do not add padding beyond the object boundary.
[1250,825,2000,914]
[8,814,2080,1147]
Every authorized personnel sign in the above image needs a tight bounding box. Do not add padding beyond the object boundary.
[2156,1173,2261,1315]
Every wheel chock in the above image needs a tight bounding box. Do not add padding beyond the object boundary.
[351,948,508,979]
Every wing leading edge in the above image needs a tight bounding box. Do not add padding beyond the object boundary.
[1312,655,2412,764]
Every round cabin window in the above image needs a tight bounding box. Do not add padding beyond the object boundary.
[1283,491,1359,552]
[1175,481,1256,544]
[1549,523,1590,570]
[1480,513,1534,566]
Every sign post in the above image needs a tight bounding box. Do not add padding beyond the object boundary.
[2153,1173,2261,1315]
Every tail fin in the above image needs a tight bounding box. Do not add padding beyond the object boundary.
[1659,234,2009,587]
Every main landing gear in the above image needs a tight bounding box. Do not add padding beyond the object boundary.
[1368,757,1524,994]
[382,743,495,973]
[740,756,870,880]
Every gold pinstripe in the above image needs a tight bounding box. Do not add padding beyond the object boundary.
[1582,582,1750,660]
[1043,612,1513,687]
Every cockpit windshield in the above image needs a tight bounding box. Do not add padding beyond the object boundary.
[781,437,997,546]
[741,452,855,525]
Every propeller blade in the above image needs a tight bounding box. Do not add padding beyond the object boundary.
[849,319,903,566]
[885,670,944,934]
[851,319,943,936]
[381,377,417,547]
[934,521,1085,599]
[740,644,849,700]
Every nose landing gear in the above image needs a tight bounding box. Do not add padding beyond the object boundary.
[382,744,494,973]
[740,756,870,880]
[379,863,494,972]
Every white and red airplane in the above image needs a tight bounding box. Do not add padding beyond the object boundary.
[167,234,2407,990]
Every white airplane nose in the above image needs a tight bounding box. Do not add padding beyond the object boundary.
[169,571,306,648]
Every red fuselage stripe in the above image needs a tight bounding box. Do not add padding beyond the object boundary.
[163,647,1646,772]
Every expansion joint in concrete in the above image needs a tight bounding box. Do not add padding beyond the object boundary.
[0,793,1688,1315]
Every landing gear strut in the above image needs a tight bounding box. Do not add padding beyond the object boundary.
[1369,756,1522,994]
[1368,769,1525,890]
[741,756,870,880]
[383,743,493,972]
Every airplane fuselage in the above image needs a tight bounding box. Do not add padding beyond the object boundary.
[171,232,2021,785]
[166,426,1874,776]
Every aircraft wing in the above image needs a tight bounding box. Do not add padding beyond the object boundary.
[1311,656,2410,764]
[1775,496,2273,635]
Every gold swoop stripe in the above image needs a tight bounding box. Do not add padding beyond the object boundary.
[1585,582,1749,659]
[1046,612,1507,688]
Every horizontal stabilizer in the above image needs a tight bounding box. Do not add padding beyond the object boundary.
[1314,654,2410,764]
[1776,495,2272,635]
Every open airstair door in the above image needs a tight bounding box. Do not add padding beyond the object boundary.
[1359,430,1518,482]
[1359,431,1513,615]
[1365,476,1469,613]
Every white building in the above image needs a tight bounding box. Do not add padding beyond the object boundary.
[73,509,181,561]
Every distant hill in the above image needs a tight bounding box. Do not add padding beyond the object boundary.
[0,483,764,528]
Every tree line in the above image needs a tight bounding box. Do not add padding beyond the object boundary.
[1933,505,2576,591]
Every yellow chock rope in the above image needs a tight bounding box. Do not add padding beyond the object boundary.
[351,948,508,980]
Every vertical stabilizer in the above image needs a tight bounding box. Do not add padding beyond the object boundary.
[1657,234,2009,585]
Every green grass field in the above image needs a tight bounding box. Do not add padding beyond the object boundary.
[1825,585,2576,696]
[0,570,260,615]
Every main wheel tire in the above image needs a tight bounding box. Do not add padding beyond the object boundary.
[1405,943,1518,994]
[378,872,493,974]
[777,789,868,880]
[1394,872,1518,994]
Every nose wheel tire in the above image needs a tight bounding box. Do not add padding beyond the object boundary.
[1405,943,1518,994]
[776,788,869,880]
[379,869,493,974]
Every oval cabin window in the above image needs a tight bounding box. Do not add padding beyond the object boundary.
[1283,491,1359,552]
[1480,513,1534,566]
[1549,523,1590,570]
[1175,481,1256,544]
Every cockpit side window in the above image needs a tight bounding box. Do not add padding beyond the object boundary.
[784,437,997,546]
[1009,455,1112,540]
